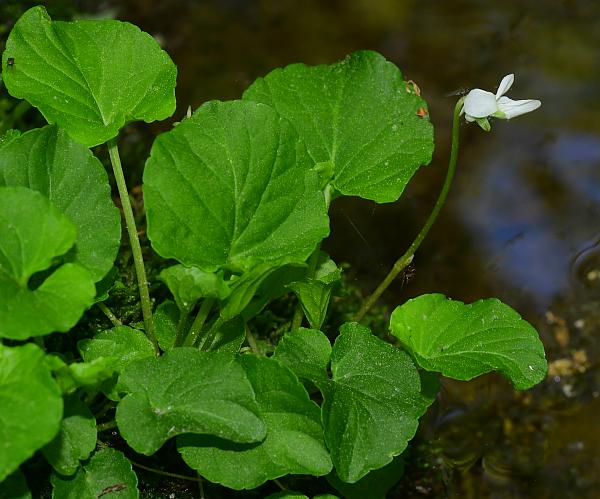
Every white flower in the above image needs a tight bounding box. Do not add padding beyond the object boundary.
[462,74,541,131]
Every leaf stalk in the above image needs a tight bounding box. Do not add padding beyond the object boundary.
[107,138,158,354]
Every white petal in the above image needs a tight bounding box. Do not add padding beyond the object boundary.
[463,89,498,118]
[496,74,514,99]
[497,96,541,119]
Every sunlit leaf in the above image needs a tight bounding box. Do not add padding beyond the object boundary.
[274,324,436,483]
[0,186,95,339]
[178,355,331,489]
[0,125,120,282]
[244,50,434,203]
[0,344,63,482]
[389,293,547,389]
[2,6,176,147]
[116,348,265,455]
[144,100,329,273]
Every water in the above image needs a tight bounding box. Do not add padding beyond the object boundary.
[62,0,600,496]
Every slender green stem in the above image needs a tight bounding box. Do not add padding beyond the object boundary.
[290,242,322,331]
[199,317,224,351]
[354,98,465,322]
[130,460,204,483]
[107,138,158,354]
[97,302,122,327]
[173,309,191,348]
[184,299,215,347]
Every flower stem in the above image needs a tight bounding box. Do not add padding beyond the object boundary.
[354,98,464,322]
[107,138,158,354]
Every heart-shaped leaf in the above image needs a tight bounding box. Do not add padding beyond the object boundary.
[389,293,547,389]
[0,125,120,282]
[243,50,434,203]
[116,348,265,455]
[42,395,97,476]
[0,186,95,339]
[143,100,329,273]
[274,325,436,483]
[178,355,332,489]
[50,448,138,499]
[2,6,177,147]
[0,344,63,482]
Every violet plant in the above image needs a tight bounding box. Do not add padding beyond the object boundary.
[0,6,545,498]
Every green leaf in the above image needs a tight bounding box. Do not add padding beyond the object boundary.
[288,253,341,329]
[0,470,31,499]
[93,267,118,303]
[50,448,138,499]
[0,129,21,147]
[243,50,434,203]
[327,455,405,499]
[0,344,63,482]
[2,6,177,147]
[42,395,97,476]
[274,324,435,483]
[273,328,331,384]
[153,300,179,351]
[239,263,306,321]
[0,125,121,282]
[144,99,329,273]
[288,281,333,330]
[116,348,266,455]
[48,356,115,395]
[77,326,156,398]
[203,316,245,355]
[220,262,292,322]
[78,326,156,373]
[0,186,95,339]
[389,293,547,389]
[159,264,230,313]
[178,355,332,489]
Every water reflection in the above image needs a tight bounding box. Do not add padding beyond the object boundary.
[455,128,600,310]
